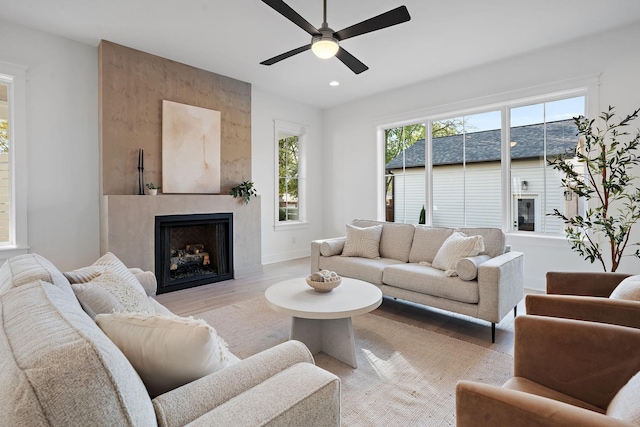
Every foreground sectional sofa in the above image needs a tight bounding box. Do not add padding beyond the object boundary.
[311,219,525,342]
[0,253,340,426]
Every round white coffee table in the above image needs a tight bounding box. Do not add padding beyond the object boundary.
[265,277,382,368]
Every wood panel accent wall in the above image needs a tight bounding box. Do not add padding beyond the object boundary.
[99,40,251,195]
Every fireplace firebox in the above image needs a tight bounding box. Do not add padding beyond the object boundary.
[155,213,233,294]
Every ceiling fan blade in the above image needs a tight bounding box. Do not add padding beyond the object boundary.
[260,45,312,66]
[335,47,369,74]
[262,0,321,36]
[334,5,411,41]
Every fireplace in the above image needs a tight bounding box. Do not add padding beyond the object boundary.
[155,213,233,294]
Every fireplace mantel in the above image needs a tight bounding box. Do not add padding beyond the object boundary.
[101,195,262,279]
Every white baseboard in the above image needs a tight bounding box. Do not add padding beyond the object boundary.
[262,248,310,265]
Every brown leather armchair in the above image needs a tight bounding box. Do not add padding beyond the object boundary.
[456,315,640,426]
[525,272,640,329]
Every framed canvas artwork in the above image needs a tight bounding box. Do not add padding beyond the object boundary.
[162,100,221,193]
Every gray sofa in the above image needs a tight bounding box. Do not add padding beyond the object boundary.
[0,253,340,427]
[311,220,524,342]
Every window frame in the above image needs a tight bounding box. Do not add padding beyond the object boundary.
[273,120,309,231]
[0,61,28,258]
[378,75,599,237]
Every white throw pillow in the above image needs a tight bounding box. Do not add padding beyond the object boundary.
[95,312,239,397]
[607,371,640,424]
[610,275,640,301]
[409,226,454,264]
[432,232,485,277]
[341,224,383,259]
[71,269,155,319]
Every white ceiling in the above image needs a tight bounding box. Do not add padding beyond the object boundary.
[2,0,640,109]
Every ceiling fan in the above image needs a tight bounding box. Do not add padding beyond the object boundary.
[260,0,411,74]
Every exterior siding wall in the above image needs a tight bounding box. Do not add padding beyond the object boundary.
[392,159,568,234]
[391,170,425,224]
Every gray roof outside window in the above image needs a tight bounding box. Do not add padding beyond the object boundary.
[385,119,579,169]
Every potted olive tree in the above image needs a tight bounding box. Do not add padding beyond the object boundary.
[548,106,640,272]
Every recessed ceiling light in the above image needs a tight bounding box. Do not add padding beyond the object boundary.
[329,81,340,87]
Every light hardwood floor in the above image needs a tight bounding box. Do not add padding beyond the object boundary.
[156,257,529,355]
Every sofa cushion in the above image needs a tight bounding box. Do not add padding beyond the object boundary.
[607,371,640,424]
[408,226,455,264]
[0,280,156,426]
[353,219,416,262]
[432,232,485,276]
[96,312,239,397]
[71,268,156,319]
[460,228,505,258]
[610,275,640,301]
[0,253,75,300]
[319,255,404,286]
[456,255,492,281]
[382,263,479,304]
[342,224,383,259]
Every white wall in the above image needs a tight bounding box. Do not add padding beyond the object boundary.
[322,22,640,290]
[252,89,324,264]
[0,19,100,271]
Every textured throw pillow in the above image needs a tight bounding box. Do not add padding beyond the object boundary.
[456,254,492,281]
[432,232,485,277]
[341,224,383,259]
[71,269,155,319]
[610,275,640,301]
[64,265,107,284]
[607,371,640,424]
[65,252,147,295]
[95,312,239,397]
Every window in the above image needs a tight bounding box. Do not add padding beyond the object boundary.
[432,111,502,228]
[0,62,28,256]
[509,96,585,233]
[274,120,307,229]
[381,84,590,236]
[384,123,425,224]
[278,134,299,222]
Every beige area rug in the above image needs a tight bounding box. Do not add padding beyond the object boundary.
[197,298,513,426]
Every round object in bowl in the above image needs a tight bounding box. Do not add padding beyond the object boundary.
[306,276,342,293]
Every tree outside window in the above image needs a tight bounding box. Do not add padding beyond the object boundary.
[278,134,299,222]
[384,120,464,224]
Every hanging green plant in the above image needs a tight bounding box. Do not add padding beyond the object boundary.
[230,180,258,204]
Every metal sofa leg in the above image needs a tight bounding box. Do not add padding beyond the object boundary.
[491,323,495,343]
[514,305,517,318]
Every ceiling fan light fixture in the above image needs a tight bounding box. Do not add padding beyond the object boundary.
[311,34,339,59]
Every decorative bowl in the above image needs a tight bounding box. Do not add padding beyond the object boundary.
[306,276,342,293]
